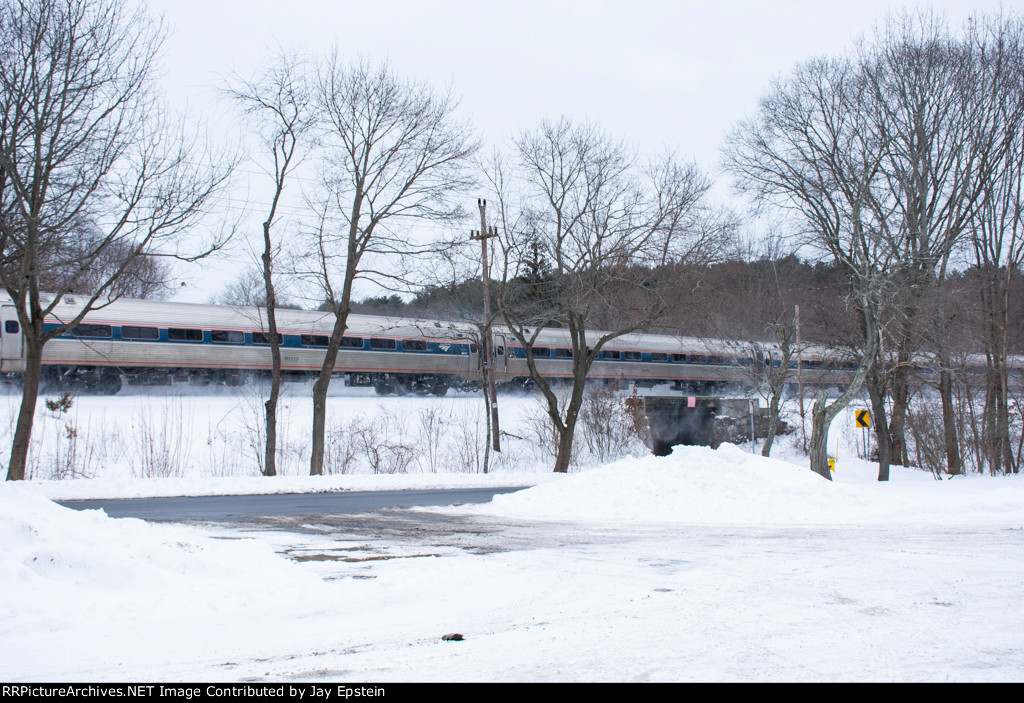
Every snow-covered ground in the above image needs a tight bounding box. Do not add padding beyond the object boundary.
[1,387,1022,681]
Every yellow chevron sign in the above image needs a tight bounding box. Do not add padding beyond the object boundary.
[856,409,871,428]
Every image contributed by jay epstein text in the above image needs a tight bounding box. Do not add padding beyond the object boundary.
[2,686,387,699]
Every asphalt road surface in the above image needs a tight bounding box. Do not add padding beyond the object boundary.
[57,487,528,522]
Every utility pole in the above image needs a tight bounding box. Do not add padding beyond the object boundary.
[796,303,806,452]
[471,198,501,457]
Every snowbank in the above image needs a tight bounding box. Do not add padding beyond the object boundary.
[473,443,1024,526]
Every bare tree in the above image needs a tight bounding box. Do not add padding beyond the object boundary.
[724,56,892,480]
[492,118,725,473]
[965,13,1024,475]
[0,0,231,481]
[301,57,476,476]
[212,268,300,308]
[21,221,173,299]
[212,269,271,307]
[224,52,314,477]
[861,12,1008,475]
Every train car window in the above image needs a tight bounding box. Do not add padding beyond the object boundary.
[121,325,159,340]
[369,338,397,350]
[495,346,504,356]
[602,350,621,360]
[705,355,723,365]
[470,343,478,353]
[341,336,364,348]
[252,332,283,345]
[554,348,573,359]
[5,321,19,334]
[403,339,427,351]
[651,352,668,362]
[211,330,244,344]
[71,324,112,338]
[168,328,203,342]
[530,347,551,357]
[670,353,688,363]
[300,334,329,347]
[624,351,642,361]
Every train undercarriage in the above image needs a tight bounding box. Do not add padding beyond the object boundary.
[25,363,755,398]
[34,365,470,397]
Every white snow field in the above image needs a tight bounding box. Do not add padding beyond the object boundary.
[1,388,1022,682]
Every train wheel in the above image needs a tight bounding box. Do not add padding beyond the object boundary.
[431,382,449,397]
[390,378,410,396]
[373,381,390,396]
[97,372,122,395]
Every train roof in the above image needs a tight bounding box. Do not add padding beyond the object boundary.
[514,325,746,355]
[15,295,477,340]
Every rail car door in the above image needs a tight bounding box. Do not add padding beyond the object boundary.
[492,333,509,383]
[0,305,25,372]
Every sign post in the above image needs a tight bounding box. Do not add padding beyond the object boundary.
[855,409,871,459]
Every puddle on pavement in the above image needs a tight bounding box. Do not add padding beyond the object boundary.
[196,508,627,578]
[282,546,443,563]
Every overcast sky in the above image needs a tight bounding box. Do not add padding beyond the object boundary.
[144,0,1024,300]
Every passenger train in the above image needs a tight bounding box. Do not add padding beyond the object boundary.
[0,295,1003,396]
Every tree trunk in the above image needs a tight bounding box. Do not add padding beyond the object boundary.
[939,367,962,475]
[264,390,279,477]
[263,365,281,476]
[6,338,43,481]
[866,367,891,481]
[761,388,782,458]
[261,227,281,477]
[550,382,584,474]
[982,364,999,473]
[887,362,910,466]
[996,363,1014,474]
[808,391,833,481]
[310,306,351,476]
[310,373,329,476]
[872,398,891,482]
[552,424,574,473]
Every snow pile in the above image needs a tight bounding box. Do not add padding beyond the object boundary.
[0,484,333,680]
[0,485,315,592]
[476,443,1024,526]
